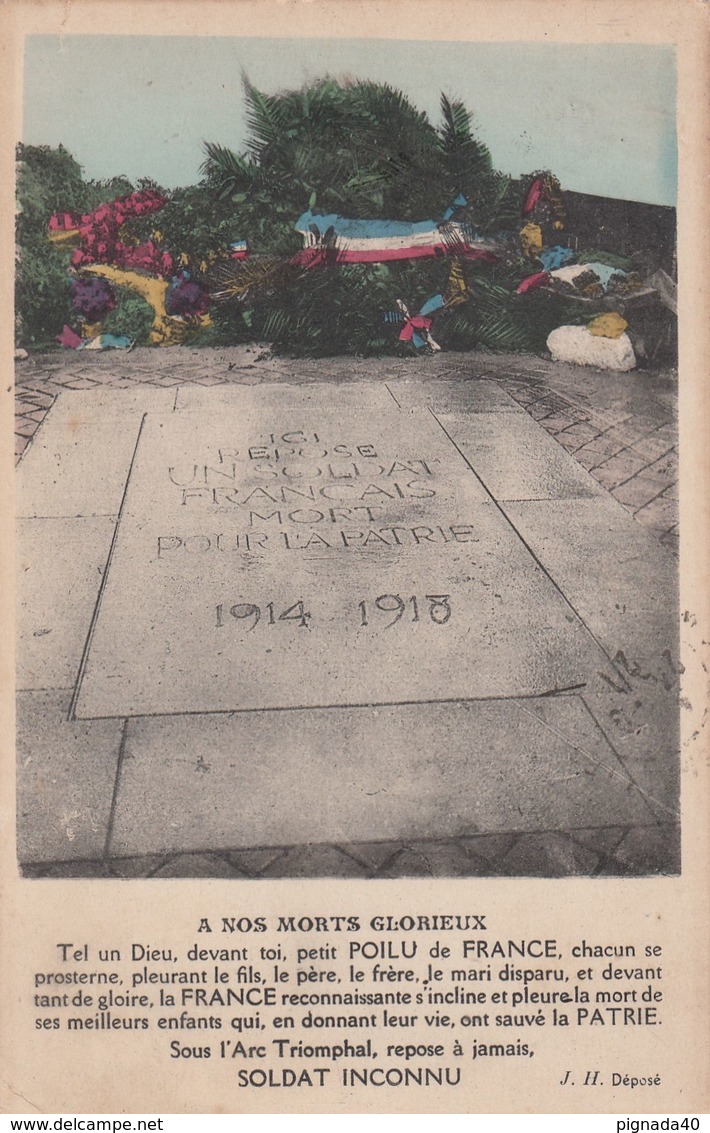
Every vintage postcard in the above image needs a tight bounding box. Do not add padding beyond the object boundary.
[1,0,708,1116]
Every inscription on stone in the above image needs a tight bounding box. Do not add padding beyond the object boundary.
[74,402,607,717]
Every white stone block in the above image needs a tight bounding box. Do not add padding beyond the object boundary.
[546,325,636,371]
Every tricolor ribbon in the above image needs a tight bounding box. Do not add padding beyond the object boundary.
[396,293,446,350]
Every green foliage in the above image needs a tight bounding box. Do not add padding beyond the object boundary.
[102,289,154,344]
[201,77,546,355]
[204,78,453,225]
[14,144,144,346]
[126,184,239,269]
[15,243,73,349]
[16,85,574,358]
[15,145,93,346]
[438,94,510,229]
[16,143,95,237]
[237,259,446,358]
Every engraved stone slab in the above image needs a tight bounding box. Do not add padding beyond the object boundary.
[74,396,609,717]
[108,696,651,856]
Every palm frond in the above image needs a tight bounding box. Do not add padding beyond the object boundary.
[262,307,293,341]
[243,80,289,159]
[438,93,495,189]
[209,256,295,303]
[201,142,257,199]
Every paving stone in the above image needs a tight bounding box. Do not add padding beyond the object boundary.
[568,826,630,858]
[498,833,600,876]
[19,376,73,397]
[396,841,497,877]
[109,697,649,858]
[258,845,368,878]
[528,401,557,420]
[224,848,289,876]
[554,433,585,454]
[17,394,151,519]
[17,516,116,690]
[82,375,129,386]
[147,375,184,387]
[498,386,543,406]
[20,863,53,878]
[501,496,678,815]
[636,450,678,482]
[650,423,677,443]
[632,432,677,462]
[64,378,100,390]
[21,408,51,423]
[337,843,405,872]
[536,394,574,414]
[587,681,679,825]
[502,496,677,667]
[43,861,117,878]
[574,435,626,462]
[551,421,603,447]
[174,380,395,412]
[18,389,176,514]
[386,379,522,413]
[604,419,664,446]
[436,411,604,501]
[184,375,227,387]
[634,494,678,531]
[456,833,520,862]
[16,691,124,863]
[151,853,245,878]
[574,446,608,472]
[108,856,171,878]
[375,847,439,876]
[537,412,580,433]
[611,476,666,512]
[591,449,652,489]
[606,825,680,875]
[17,390,56,409]
[659,532,679,556]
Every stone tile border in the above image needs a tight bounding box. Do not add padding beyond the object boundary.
[19,824,680,879]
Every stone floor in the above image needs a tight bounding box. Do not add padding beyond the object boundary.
[14,346,679,554]
[14,346,680,878]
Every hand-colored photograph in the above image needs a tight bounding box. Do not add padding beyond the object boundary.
[15,35,680,881]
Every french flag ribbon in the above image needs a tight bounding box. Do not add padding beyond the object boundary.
[292,209,499,266]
